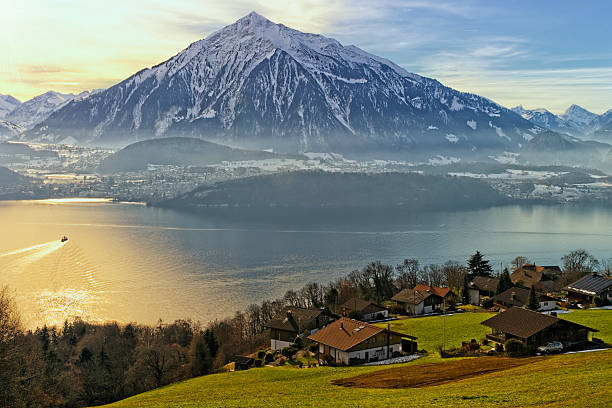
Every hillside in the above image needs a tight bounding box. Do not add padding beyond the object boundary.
[521,131,606,166]
[158,171,508,212]
[0,166,29,185]
[104,309,612,408]
[24,12,538,157]
[98,137,298,173]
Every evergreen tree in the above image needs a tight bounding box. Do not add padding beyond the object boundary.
[495,268,513,295]
[461,274,470,305]
[467,251,493,278]
[527,286,539,310]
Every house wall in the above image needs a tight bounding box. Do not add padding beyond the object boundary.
[347,343,402,362]
[539,300,556,311]
[469,289,480,305]
[363,310,388,321]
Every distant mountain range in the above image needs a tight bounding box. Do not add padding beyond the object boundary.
[18,12,543,159]
[512,105,612,142]
[0,119,25,140]
[99,137,298,173]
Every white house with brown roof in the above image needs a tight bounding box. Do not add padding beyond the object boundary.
[264,307,335,351]
[392,288,443,314]
[308,317,417,365]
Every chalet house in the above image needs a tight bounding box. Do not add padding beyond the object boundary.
[468,276,499,305]
[337,298,388,321]
[308,317,417,365]
[511,264,562,292]
[264,306,335,351]
[482,306,598,348]
[493,287,557,311]
[413,284,458,307]
[565,273,612,304]
[392,288,443,315]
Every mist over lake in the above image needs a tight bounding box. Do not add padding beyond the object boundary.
[1,199,611,328]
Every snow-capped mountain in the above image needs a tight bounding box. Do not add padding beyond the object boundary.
[560,104,599,129]
[24,12,538,156]
[7,90,98,129]
[511,106,579,136]
[0,94,21,119]
[0,119,25,140]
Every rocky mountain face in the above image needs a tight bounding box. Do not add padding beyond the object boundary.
[0,94,22,119]
[6,90,100,130]
[23,12,538,158]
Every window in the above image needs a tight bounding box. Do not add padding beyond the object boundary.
[382,335,386,342]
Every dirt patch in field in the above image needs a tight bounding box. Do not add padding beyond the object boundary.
[332,356,542,389]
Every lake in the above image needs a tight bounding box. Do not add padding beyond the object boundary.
[1,199,611,328]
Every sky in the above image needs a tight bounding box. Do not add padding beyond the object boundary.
[1,0,610,114]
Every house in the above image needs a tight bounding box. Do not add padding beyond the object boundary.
[264,306,335,351]
[482,306,598,348]
[308,317,417,365]
[392,288,443,315]
[337,298,388,321]
[468,276,499,305]
[493,287,557,311]
[565,273,612,305]
[511,264,563,292]
[413,284,458,307]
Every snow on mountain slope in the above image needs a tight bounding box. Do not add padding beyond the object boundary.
[24,12,538,156]
[561,104,599,128]
[511,105,579,136]
[0,94,21,119]
[6,90,98,129]
[0,119,25,140]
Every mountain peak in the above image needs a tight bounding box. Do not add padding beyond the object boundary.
[239,11,270,25]
[561,104,598,126]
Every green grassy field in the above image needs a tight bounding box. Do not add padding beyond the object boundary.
[104,310,612,408]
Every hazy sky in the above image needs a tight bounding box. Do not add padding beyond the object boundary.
[1,0,610,114]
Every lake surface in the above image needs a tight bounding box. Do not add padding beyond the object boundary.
[1,199,611,328]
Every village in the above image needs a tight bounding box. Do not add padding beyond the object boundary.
[228,256,611,370]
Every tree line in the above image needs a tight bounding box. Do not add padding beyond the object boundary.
[0,248,609,407]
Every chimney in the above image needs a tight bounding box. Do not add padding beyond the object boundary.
[340,322,344,330]
[286,310,292,319]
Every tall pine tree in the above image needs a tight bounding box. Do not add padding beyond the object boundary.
[527,286,539,310]
[461,273,471,305]
[495,268,513,295]
[467,250,493,279]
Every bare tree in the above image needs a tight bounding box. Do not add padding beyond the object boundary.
[422,264,445,287]
[510,256,530,271]
[561,249,599,285]
[441,261,467,289]
[395,258,420,290]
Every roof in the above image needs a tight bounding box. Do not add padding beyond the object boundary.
[470,276,499,292]
[413,284,454,298]
[565,274,612,296]
[339,298,386,314]
[264,306,325,333]
[391,288,442,305]
[510,264,562,288]
[307,317,415,351]
[481,307,598,339]
[493,287,554,308]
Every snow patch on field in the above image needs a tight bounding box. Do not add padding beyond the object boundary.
[466,120,477,130]
[428,155,460,165]
[445,133,459,143]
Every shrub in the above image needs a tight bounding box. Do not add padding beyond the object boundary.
[481,298,494,308]
[594,296,603,307]
[256,350,266,360]
[347,310,363,320]
[504,338,525,355]
[309,343,319,353]
[264,353,274,363]
[291,335,303,349]
[253,359,263,368]
[281,346,298,359]
[495,343,504,352]
[390,304,405,315]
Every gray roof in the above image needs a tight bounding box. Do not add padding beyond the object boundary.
[493,287,554,308]
[565,274,612,296]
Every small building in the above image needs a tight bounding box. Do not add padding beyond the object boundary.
[413,284,458,307]
[308,317,417,365]
[337,298,388,321]
[511,264,562,292]
[481,306,598,348]
[392,288,443,315]
[264,306,335,351]
[468,276,499,305]
[565,273,612,305]
[493,287,557,311]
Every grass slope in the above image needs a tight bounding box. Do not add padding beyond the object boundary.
[105,310,611,408]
